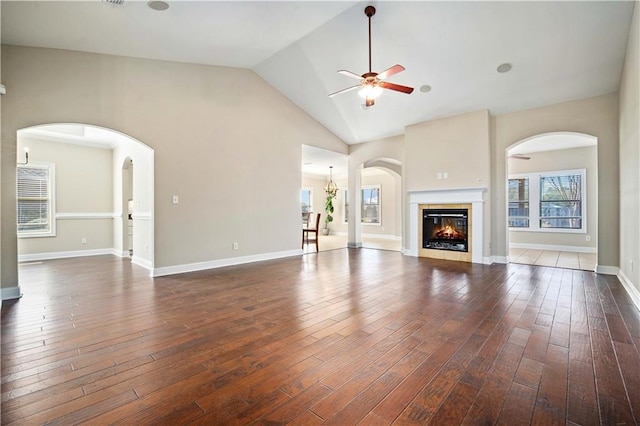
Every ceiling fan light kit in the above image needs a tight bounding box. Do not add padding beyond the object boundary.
[329,5,414,108]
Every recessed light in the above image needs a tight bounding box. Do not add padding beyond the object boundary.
[147,0,169,11]
[497,63,512,73]
[419,85,432,93]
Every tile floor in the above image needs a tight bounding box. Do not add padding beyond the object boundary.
[509,247,596,271]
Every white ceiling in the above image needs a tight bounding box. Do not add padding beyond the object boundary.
[2,1,635,150]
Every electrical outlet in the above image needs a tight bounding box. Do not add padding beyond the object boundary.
[232,242,239,250]
[631,260,634,272]
[437,172,443,180]
[145,245,149,252]
[81,237,87,244]
[172,195,179,204]
[586,235,591,242]
[443,172,448,179]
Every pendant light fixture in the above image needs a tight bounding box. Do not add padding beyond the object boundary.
[324,166,338,197]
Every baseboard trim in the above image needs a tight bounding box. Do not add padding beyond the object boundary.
[1,286,23,301]
[617,269,640,312]
[490,256,509,265]
[510,243,596,253]
[347,242,363,249]
[151,249,302,278]
[131,256,153,271]
[595,265,618,275]
[18,248,119,262]
[333,232,401,241]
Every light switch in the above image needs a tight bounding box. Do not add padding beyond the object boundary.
[172,195,179,204]
[437,172,443,180]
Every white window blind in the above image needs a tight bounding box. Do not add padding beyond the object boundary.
[17,164,53,235]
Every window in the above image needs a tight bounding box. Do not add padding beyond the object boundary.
[17,163,55,237]
[540,174,582,229]
[301,188,313,213]
[343,185,381,225]
[361,186,380,224]
[508,178,529,227]
[508,169,585,233]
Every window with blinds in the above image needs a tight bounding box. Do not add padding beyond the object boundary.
[17,164,54,236]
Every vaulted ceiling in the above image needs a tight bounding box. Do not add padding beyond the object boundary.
[2,1,635,145]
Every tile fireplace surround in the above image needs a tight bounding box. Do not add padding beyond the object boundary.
[407,187,487,264]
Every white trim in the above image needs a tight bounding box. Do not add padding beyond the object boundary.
[18,248,118,262]
[407,187,486,264]
[595,265,619,275]
[492,256,509,264]
[333,231,400,241]
[1,286,23,301]
[509,242,596,253]
[132,255,153,271]
[347,242,363,248]
[55,212,118,220]
[132,213,152,220]
[151,249,302,278]
[17,162,57,238]
[617,270,640,312]
[507,169,587,234]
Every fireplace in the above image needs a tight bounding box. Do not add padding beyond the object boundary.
[423,208,469,252]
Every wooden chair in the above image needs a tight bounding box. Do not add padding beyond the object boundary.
[302,212,311,227]
[302,213,321,252]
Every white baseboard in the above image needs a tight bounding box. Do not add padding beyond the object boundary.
[333,232,401,241]
[131,255,153,271]
[151,249,302,278]
[595,265,619,275]
[493,256,509,264]
[510,243,597,253]
[617,269,640,312]
[1,286,23,301]
[347,242,363,249]
[18,248,119,262]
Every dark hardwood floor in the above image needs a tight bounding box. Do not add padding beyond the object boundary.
[2,249,640,425]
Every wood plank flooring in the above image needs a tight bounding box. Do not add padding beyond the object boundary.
[2,250,640,425]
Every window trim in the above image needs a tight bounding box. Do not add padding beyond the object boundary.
[508,168,586,234]
[300,187,313,214]
[17,162,56,238]
[342,185,382,226]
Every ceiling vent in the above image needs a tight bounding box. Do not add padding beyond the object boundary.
[102,0,125,5]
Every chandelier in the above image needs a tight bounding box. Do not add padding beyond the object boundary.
[324,166,338,197]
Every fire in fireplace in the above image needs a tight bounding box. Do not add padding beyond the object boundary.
[423,208,469,252]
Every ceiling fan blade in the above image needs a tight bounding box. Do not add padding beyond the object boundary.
[379,81,414,94]
[338,70,364,80]
[508,154,531,160]
[377,64,405,80]
[329,85,360,97]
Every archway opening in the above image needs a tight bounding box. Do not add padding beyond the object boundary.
[16,123,155,273]
[505,132,597,271]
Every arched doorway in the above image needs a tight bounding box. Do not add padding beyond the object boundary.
[15,123,155,271]
[505,132,597,270]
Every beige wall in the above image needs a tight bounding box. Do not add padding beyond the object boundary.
[16,137,114,256]
[404,110,491,256]
[619,3,640,292]
[508,146,597,250]
[1,45,347,290]
[301,174,326,225]
[405,110,491,191]
[492,94,619,268]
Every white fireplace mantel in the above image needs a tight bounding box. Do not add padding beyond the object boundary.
[406,187,487,264]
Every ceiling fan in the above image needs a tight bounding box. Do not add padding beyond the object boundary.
[508,153,531,160]
[329,5,414,107]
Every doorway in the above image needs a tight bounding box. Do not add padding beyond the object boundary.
[506,132,597,271]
